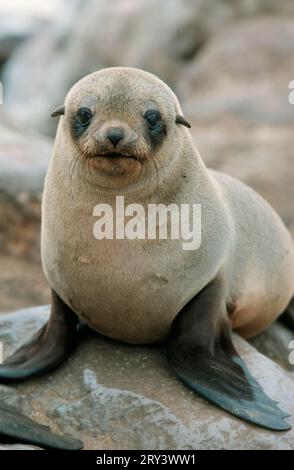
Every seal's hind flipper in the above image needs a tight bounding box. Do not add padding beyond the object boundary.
[0,290,78,382]
[167,278,291,431]
[0,399,82,449]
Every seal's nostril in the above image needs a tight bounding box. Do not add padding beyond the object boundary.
[107,127,124,146]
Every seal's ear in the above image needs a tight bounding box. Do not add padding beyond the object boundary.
[51,105,65,118]
[175,114,191,128]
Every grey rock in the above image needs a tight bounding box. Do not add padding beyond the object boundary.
[0,0,72,70]
[179,17,294,125]
[0,306,294,449]
[0,114,52,310]
[192,124,294,238]
[0,7,47,65]
[0,113,52,258]
[0,113,52,197]
[0,444,42,450]
[178,17,294,237]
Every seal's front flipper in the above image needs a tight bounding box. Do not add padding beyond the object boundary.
[0,290,78,382]
[167,279,291,431]
[0,399,82,449]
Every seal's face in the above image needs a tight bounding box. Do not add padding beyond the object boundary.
[52,68,190,189]
[69,95,168,182]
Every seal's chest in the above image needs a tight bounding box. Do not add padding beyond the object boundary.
[42,193,205,343]
[45,235,197,343]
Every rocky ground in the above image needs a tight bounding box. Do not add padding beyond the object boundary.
[0,307,293,450]
[0,0,293,450]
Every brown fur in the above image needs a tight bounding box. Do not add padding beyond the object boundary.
[41,67,294,343]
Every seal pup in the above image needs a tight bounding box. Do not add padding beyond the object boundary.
[0,67,294,436]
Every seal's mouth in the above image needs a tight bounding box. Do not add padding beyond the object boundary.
[97,152,137,160]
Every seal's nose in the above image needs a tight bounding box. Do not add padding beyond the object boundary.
[107,127,124,146]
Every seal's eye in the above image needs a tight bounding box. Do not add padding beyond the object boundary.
[144,110,160,128]
[143,110,167,149]
[77,107,93,127]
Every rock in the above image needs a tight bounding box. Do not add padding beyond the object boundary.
[1,0,82,136]
[0,113,52,197]
[0,18,38,67]
[0,0,61,67]
[5,1,294,136]
[178,17,294,237]
[0,112,52,260]
[193,125,294,237]
[0,255,50,313]
[179,17,294,125]
[0,113,51,312]
[0,306,294,450]
[0,444,42,450]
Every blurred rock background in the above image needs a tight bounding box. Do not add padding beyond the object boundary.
[0,0,294,449]
[0,1,293,315]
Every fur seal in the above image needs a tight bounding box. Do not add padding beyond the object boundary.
[1,67,294,439]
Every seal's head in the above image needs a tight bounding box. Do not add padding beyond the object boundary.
[52,67,191,189]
